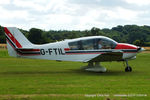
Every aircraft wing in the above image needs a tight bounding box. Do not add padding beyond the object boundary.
[84,51,123,62]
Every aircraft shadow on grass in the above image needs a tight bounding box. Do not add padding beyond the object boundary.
[0,69,137,76]
[69,69,138,76]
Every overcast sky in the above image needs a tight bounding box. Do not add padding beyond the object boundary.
[1,0,150,30]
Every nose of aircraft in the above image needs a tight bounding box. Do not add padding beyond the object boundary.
[115,43,145,53]
[115,43,137,49]
[137,47,145,52]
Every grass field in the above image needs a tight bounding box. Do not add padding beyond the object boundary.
[0,50,150,100]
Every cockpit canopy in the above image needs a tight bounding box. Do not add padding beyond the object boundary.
[68,37,117,50]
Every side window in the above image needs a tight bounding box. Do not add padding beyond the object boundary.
[82,39,94,50]
[101,39,112,49]
[69,41,83,50]
[68,39,95,50]
[97,38,117,49]
[68,38,117,50]
[69,41,79,50]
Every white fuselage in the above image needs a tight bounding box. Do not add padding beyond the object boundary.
[17,39,137,62]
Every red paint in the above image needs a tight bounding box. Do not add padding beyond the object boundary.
[64,48,70,51]
[4,27,22,48]
[66,53,104,55]
[115,43,137,49]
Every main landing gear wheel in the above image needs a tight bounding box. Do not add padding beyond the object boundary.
[124,60,132,72]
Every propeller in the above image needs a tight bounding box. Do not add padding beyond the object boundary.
[137,47,145,52]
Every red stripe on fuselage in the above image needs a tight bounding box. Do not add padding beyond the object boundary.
[66,53,104,55]
[64,48,70,51]
[66,52,137,55]
[115,43,137,49]
[4,27,22,48]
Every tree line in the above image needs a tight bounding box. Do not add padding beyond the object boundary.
[0,25,150,46]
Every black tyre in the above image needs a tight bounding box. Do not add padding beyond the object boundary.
[125,66,132,72]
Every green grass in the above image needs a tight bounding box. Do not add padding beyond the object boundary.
[0,50,150,100]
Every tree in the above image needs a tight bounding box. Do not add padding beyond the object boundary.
[91,27,101,36]
[0,26,5,43]
[28,28,43,44]
[133,40,141,46]
[112,25,123,32]
[1,24,150,46]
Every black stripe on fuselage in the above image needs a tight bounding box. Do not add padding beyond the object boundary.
[65,49,138,54]
[16,49,40,55]
[122,50,138,52]
[5,34,16,48]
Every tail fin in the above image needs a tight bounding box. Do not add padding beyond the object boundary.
[4,27,34,57]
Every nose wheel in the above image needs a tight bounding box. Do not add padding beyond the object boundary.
[124,60,132,72]
[125,66,132,72]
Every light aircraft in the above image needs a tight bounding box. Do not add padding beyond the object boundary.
[4,27,145,72]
